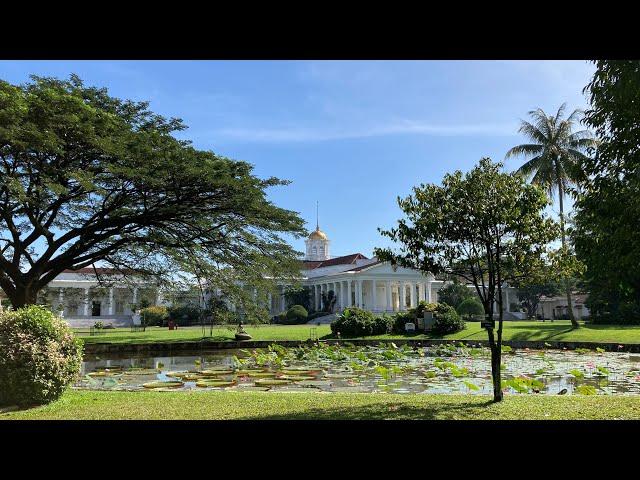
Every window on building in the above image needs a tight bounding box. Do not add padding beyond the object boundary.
[319,246,324,255]
[313,246,317,255]
[115,301,124,315]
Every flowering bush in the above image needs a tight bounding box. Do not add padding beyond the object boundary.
[0,305,83,406]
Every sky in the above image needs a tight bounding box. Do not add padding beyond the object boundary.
[0,60,596,258]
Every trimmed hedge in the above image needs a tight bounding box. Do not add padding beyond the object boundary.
[273,305,309,325]
[0,305,83,406]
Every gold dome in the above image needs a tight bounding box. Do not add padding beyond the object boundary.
[308,228,328,240]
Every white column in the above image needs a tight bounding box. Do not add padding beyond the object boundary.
[58,288,64,312]
[83,287,89,316]
[156,289,163,306]
[281,285,286,312]
[132,287,138,306]
[313,285,318,311]
[346,281,352,307]
[427,280,432,303]
[385,281,392,311]
[357,279,363,308]
[371,280,377,311]
[108,288,114,315]
[409,282,416,308]
[400,282,406,311]
[268,293,273,314]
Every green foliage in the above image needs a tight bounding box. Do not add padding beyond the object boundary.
[140,306,169,327]
[456,297,484,320]
[283,287,312,312]
[0,75,306,308]
[431,303,466,334]
[375,158,558,401]
[574,385,598,395]
[285,305,308,325]
[574,61,640,324]
[0,305,83,406]
[437,279,474,309]
[330,307,392,337]
[167,303,203,326]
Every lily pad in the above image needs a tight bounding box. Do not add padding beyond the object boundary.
[142,380,184,389]
[254,378,292,386]
[277,375,315,381]
[195,379,237,388]
[200,369,235,376]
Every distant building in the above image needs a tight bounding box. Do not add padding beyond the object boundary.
[536,293,590,320]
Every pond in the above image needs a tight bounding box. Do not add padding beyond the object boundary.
[78,343,640,396]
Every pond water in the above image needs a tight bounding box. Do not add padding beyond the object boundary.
[78,343,640,396]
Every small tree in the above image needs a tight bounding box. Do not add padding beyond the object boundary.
[437,279,474,309]
[376,158,557,402]
[284,286,312,312]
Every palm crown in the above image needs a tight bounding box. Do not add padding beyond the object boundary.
[506,103,596,198]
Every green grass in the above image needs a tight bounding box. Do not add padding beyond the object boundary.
[76,321,640,345]
[3,390,640,420]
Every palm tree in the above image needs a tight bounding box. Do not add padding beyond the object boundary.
[506,103,596,328]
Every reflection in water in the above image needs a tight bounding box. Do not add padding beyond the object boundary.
[79,345,640,396]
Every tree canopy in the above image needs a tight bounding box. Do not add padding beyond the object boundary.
[375,158,557,401]
[0,75,307,307]
[573,61,640,323]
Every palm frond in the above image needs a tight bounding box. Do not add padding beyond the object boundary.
[505,143,544,159]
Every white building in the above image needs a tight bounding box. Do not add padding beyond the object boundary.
[0,223,523,325]
[264,224,520,318]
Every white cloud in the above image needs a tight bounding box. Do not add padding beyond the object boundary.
[212,119,518,143]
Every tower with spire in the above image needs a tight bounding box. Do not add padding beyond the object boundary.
[304,201,330,261]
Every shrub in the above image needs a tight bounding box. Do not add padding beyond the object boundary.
[167,303,202,326]
[456,298,485,321]
[372,315,394,335]
[272,305,309,325]
[392,311,417,334]
[0,305,83,406]
[330,307,389,337]
[140,306,169,326]
[432,303,466,334]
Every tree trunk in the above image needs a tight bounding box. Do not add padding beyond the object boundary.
[558,182,578,328]
[484,299,503,403]
[7,286,40,309]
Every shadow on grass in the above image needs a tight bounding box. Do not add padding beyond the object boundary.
[242,398,496,420]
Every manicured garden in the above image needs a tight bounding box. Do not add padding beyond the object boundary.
[75,321,640,345]
[3,390,640,420]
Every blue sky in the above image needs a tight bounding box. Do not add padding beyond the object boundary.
[0,60,595,258]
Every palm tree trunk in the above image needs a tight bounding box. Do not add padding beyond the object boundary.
[558,182,578,328]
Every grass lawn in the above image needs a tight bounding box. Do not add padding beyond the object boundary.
[76,321,640,345]
[2,390,640,420]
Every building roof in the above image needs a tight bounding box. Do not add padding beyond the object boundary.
[302,253,368,270]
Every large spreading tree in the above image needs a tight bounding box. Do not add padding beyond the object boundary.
[573,60,640,323]
[505,104,596,327]
[376,158,557,402]
[0,75,307,308]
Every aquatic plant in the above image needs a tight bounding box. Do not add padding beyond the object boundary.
[568,369,585,379]
[575,385,598,395]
